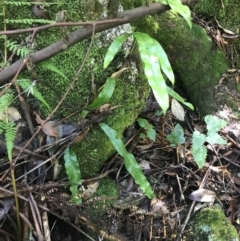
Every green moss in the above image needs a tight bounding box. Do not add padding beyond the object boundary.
[2,1,150,178]
[121,0,146,9]
[86,178,118,217]
[119,8,228,115]
[193,0,240,67]
[73,70,149,178]
[194,0,240,29]
[186,207,239,241]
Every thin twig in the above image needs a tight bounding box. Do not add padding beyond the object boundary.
[176,157,217,241]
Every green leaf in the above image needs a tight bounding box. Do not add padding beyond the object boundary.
[192,145,207,168]
[192,130,206,147]
[4,121,16,160]
[88,77,116,109]
[80,109,89,119]
[168,0,192,28]
[147,128,156,141]
[133,32,169,114]
[205,115,227,135]
[167,87,194,110]
[0,91,14,112]
[166,123,185,145]
[153,39,175,85]
[155,110,163,116]
[100,123,154,199]
[206,133,227,145]
[192,130,207,168]
[103,33,131,69]
[39,61,69,82]
[64,147,82,204]
[137,118,148,128]
[17,79,51,111]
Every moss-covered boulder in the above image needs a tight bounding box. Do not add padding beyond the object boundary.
[1,1,150,178]
[193,0,240,30]
[122,0,229,115]
[185,207,239,241]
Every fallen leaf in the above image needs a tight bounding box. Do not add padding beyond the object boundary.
[79,181,99,199]
[74,127,90,143]
[189,189,216,202]
[136,142,153,150]
[171,99,185,121]
[34,111,58,137]
[139,160,150,170]
[151,198,169,214]
[53,160,62,180]
[100,103,111,112]
[111,67,129,78]
[0,107,21,122]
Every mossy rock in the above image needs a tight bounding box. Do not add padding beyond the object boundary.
[85,178,119,218]
[185,207,239,241]
[121,1,229,115]
[193,0,240,68]
[35,4,150,178]
[193,0,240,29]
[1,1,150,178]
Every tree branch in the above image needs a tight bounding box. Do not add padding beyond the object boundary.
[0,0,198,84]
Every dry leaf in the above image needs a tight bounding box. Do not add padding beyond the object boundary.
[53,160,62,180]
[34,112,58,137]
[74,127,90,143]
[136,142,153,150]
[139,160,150,170]
[171,99,185,121]
[151,198,169,214]
[189,189,216,202]
[0,107,22,122]
[79,181,99,199]
[111,67,129,78]
[100,103,111,112]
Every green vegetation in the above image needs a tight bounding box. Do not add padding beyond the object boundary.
[167,115,228,168]
[100,123,154,199]
[121,0,229,115]
[137,118,156,141]
[186,207,239,241]
[86,178,119,217]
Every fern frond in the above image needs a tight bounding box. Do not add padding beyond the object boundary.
[0,91,14,112]
[18,79,51,110]
[0,122,4,134]
[6,19,56,24]
[39,61,69,82]
[4,121,16,159]
[6,40,30,58]
[4,1,56,6]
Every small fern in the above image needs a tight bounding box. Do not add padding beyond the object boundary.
[6,40,31,58]
[0,90,14,112]
[3,121,16,159]
[4,1,55,6]
[39,61,69,82]
[6,19,55,24]
[18,79,51,110]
